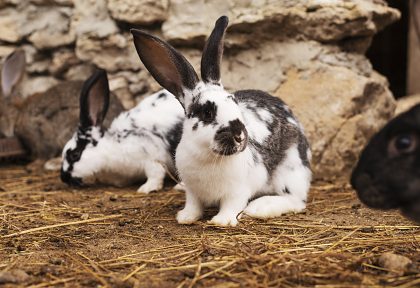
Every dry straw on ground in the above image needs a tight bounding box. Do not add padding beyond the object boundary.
[0,165,419,287]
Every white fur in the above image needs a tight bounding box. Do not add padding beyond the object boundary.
[62,90,184,192]
[175,84,312,226]
[243,145,311,218]
[238,102,271,143]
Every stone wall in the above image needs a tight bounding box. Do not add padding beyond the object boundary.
[0,0,401,179]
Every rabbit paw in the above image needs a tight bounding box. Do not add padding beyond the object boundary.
[208,213,238,227]
[137,180,163,194]
[176,208,201,224]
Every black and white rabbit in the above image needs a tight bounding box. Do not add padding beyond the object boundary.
[60,69,184,193]
[131,16,312,226]
[351,104,420,223]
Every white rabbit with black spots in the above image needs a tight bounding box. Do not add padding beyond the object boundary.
[131,16,312,226]
[61,69,184,193]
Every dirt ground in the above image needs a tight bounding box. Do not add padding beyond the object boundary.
[0,165,419,288]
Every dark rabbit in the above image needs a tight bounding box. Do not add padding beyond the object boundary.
[351,104,420,223]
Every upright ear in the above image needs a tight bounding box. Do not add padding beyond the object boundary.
[79,69,110,128]
[131,29,198,108]
[1,49,26,98]
[413,0,420,42]
[201,16,229,85]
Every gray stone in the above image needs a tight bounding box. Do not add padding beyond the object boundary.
[75,33,141,72]
[108,0,168,25]
[163,0,399,49]
[49,49,80,76]
[0,5,75,48]
[64,64,95,81]
[72,0,117,38]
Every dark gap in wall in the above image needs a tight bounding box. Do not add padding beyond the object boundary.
[366,0,409,99]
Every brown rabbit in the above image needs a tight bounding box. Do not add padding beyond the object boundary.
[1,49,124,160]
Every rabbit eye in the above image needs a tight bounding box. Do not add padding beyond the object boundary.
[388,133,417,157]
[203,108,214,121]
[67,149,82,163]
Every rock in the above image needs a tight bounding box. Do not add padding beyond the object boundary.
[72,0,117,38]
[75,33,141,72]
[49,49,80,76]
[27,6,75,49]
[395,94,420,116]
[0,5,75,47]
[107,0,168,25]
[377,252,414,276]
[109,75,134,109]
[64,64,95,81]
[178,39,372,93]
[27,59,51,74]
[0,45,16,59]
[163,0,399,49]
[274,66,395,179]
[0,269,30,284]
[0,8,22,42]
[19,44,54,74]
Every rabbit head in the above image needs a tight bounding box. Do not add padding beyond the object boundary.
[351,104,420,223]
[61,69,110,186]
[131,16,248,157]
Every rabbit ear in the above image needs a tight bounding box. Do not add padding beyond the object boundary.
[413,0,420,42]
[79,69,110,128]
[1,49,26,98]
[201,16,229,85]
[131,29,199,108]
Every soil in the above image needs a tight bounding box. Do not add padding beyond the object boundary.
[0,165,419,287]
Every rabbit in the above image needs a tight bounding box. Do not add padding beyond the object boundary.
[0,49,124,160]
[60,69,185,194]
[131,16,312,226]
[351,104,420,224]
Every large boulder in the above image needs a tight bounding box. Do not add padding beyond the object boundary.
[163,0,400,49]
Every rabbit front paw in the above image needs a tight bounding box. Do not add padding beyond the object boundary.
[137,180,163,194]
[208,213,238,227]
[176,208,202,224]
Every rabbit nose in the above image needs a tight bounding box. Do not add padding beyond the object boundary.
[233,133,244,144]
